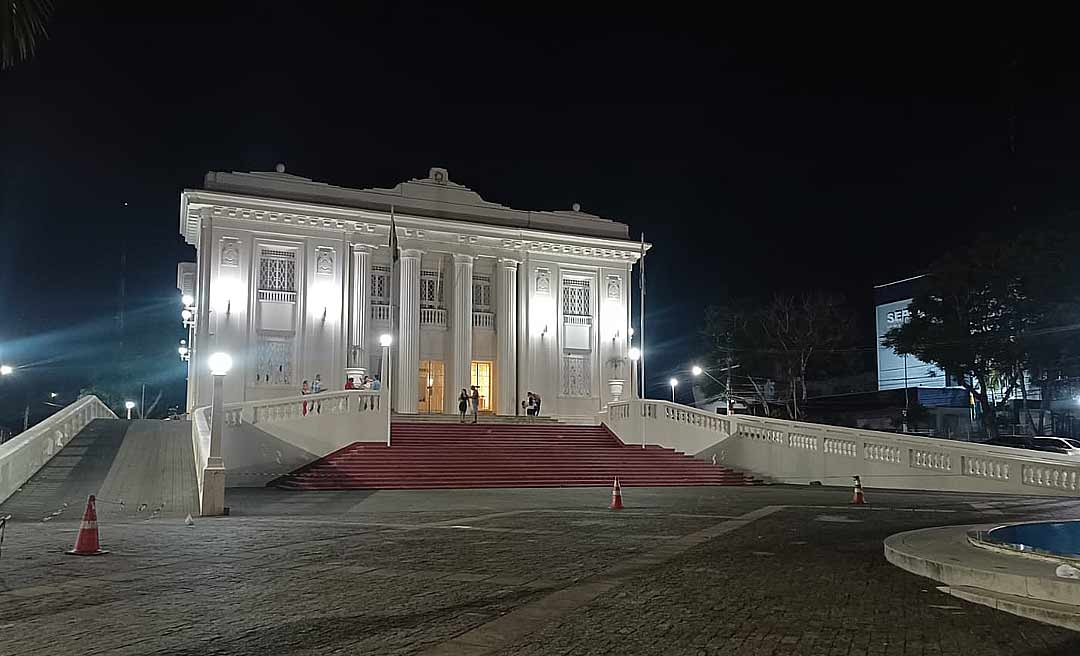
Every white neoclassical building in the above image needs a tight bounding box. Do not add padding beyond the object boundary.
[178,167,648,420]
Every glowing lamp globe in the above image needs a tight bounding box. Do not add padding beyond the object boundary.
[208,352,233,376]
[691,365,703,376]
[182,294,195,307]
[627,347,641,362]
[124,401,136,410]
[379,333,393,347]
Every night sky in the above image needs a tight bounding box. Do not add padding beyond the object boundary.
[2,5,1079,424]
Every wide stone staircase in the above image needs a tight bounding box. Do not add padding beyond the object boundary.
[271,421,760,490]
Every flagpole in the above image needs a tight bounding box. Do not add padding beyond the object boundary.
[639,232,646,401]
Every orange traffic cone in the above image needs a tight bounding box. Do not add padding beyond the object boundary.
[852,476,866,505]
[609,477,624,510]
[66,495,108,556]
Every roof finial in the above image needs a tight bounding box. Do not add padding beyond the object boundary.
[275,163,286,173]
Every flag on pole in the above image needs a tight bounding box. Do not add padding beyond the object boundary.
[389,204,399,263]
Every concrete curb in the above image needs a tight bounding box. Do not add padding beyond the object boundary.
[884,524,1080,630]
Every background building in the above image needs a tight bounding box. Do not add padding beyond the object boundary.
[874,276,949,391]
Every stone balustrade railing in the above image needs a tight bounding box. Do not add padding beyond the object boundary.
[420,308,447,327]
[371,303,391,322]
[603,399,1080,496]
[0,395,117,505]
[605,399,728,453]
[219,390,382,427]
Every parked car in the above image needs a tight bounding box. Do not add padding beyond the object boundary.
[980,436,1080,456]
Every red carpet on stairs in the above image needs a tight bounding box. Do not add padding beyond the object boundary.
[271,422,761,490]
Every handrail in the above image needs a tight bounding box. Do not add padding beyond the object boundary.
[218,389,382,426]
[0,395,117,505]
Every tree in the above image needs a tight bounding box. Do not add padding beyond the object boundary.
[1,0,54,69]
[704,293,856,420]
[884,230,1080,438]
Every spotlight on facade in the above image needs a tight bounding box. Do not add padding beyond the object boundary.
[182,294,195,307]
[628,347,641,362]
[691,365,703,376]
[0,364,13,376]
[379,333,393,347]
[208,352,233,376]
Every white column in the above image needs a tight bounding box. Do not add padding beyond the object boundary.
[348,245,371,373]
[496,258,519,415]
[451,254,474,405]
[396,249,422,414]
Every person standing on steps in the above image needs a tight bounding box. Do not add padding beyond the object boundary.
[533,391,542,417]
[312,374,323,414]
[470,385,480,423]
[458,388,469,423]
[301,380,310,416]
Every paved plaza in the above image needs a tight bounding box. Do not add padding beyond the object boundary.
[2,485,1080,655]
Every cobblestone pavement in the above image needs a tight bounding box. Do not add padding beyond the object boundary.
[2,485,1080,655]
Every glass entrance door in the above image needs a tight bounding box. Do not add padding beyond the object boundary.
[418,360,445,413]
[470,361,493,412]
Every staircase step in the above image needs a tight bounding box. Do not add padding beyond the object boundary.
[271,423,758,491]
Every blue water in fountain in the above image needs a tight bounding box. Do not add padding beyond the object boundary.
[986,521,1080,557]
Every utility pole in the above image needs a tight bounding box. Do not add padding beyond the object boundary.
[141,383,146,419]
[726,314,734,414]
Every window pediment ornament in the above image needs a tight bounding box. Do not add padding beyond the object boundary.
[315,247,335,276]
[536,268,551,295]
[607,275,622,300]
[221,238,241,268]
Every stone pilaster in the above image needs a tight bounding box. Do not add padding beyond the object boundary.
[451,254,474,407]
[348,245,371,371]
[496,258,519,415]
[396,249,422,414]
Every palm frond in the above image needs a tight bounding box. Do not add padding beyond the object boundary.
[1,0,55,70]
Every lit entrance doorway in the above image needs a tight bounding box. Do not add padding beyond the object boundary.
[470,361,493,413]
[418,360,445,413]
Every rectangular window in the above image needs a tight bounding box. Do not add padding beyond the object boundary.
[562,278,591,317]
[562,353,591,397]
[420,270,444,308]
[254,338,293,386]
[370,265,390,302]
[258,249,296,292]
[473,275,492,310]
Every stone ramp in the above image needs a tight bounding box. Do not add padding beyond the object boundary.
[0,419,198,521]
[96,419,199,518]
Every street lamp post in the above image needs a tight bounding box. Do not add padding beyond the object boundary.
[691,364,742,414]
[380,334,393,446]
[204,351,232,516]
[124,400,136,420]
[669,377,678,404]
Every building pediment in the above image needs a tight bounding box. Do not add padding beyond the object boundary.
[200,166,629,240]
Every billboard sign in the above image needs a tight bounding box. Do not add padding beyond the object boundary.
[875,299,945,391]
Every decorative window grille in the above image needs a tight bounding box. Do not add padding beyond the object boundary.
[370,265,390,302]
[562,278,591,317]
[473,275,492,311]
[258,249,296,292]
[562,353,591,397]
[420,270,444,308]
[254,339,293,385]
